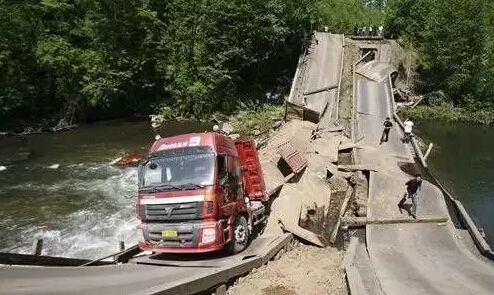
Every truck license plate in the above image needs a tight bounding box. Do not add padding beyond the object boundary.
[162,230,178,238]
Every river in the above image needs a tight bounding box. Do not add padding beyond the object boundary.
[0,120,210,259]
[1,119,491,259]
[415,121,494,248]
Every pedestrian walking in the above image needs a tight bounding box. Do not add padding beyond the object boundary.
[380,117,393,144]
[400,174,422,219]
[403,118,414,143]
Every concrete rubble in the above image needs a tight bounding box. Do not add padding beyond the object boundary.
[230,33,351,295]
[258,116,362,247]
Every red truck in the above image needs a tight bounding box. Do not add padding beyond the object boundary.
[136,132,268,254]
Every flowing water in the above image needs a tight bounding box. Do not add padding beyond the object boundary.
[415,121,494,248]
[0,120,210,259]
[2,119,491,258]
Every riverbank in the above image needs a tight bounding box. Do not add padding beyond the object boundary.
[227,104,284,136]
[399,104,494,125]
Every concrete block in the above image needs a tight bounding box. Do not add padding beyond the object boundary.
[341,237,359,270]
[327,175,349,192]
[214,284,227,295]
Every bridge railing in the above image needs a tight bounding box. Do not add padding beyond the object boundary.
[388,74,494,261]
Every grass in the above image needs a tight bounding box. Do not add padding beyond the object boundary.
[230,104,284,136]
[399,104,494,125]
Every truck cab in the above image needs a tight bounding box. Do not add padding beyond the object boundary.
[136,132,267,254]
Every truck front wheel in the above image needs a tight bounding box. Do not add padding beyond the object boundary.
[227,215,250,254]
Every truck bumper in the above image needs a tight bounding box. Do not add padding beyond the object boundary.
[138,220,228,253]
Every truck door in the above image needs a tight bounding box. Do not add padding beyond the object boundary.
[217,154,241,217]
[232,159,244,202]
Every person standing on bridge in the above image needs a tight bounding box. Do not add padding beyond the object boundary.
[402,174,422,219]
[380,117,393,144]
[379,117,393,144]
[403,118,414,143]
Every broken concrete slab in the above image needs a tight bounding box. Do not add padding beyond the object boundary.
[340,215,449,227]
[346,266,371,295]
[279,219,325,247]
[299,174,332,208]
[310,138,339,163]
[356,207,367,217]
[325,125,344,132]
[338,142,355,151]
[260,159,285,197]
[339,171,354,179]
[353,171,368,217]
[264,184,325,247]
[327,163,354,180]
[329,186,354,244]
[326,163,338,177]
[327,175,349,192]
[338,164,379,172]
[341,237,359,270]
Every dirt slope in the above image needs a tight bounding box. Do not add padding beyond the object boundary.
[227,243,347,295]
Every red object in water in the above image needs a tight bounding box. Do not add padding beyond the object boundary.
[116,152,143,167]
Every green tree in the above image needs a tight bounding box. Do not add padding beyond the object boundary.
[0,0,380,129]
[386,0,491,109]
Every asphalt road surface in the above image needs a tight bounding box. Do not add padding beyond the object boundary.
[355,67,494,295]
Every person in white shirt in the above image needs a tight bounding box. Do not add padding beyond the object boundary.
[403,119,414,143]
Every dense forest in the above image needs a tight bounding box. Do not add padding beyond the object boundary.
[386,0,494,123]
[0,0,382,131]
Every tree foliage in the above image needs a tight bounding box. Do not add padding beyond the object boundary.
[385,0,494,111]
[315,0,383,34]
[0,0,380,129]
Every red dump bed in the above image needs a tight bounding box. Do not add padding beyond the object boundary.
[234,139,268,202]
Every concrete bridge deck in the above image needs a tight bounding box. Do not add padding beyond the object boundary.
[289,32,344,127]
[0,234,292,295]
[355,64,494,295]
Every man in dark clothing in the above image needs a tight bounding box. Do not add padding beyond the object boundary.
[400,174,422,219]
[380,117,393,144]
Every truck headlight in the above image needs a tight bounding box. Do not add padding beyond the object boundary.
[201,227,216,244]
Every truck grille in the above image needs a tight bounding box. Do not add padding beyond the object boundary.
[142,202,201,222]
[147,226,196,246]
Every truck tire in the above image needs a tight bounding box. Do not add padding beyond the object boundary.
[227,215,250,254]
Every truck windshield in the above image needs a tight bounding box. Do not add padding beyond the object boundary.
[140,153,215,189]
